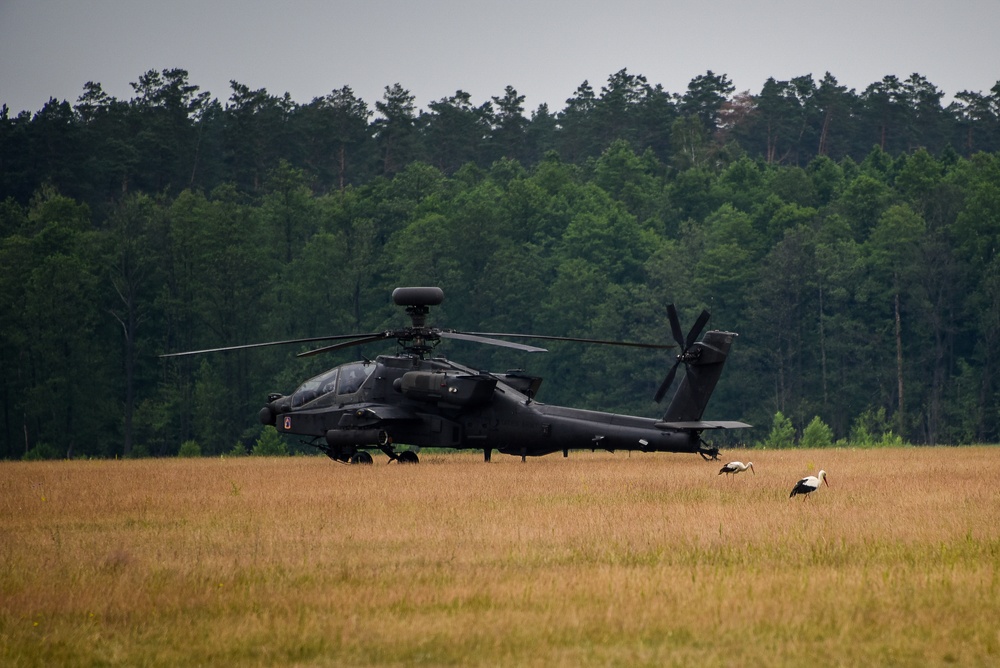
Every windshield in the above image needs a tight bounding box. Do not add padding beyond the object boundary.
[289,362,374,407]
[290,368,339,407]
[337,361,373,394]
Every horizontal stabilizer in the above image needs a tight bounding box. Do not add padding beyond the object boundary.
[655,420,752,430]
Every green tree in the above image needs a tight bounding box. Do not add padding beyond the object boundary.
[761,411,796,448]
[74,81,135,202]
[754,77,801,164]
[850,407,901,447]
[864,203,927,439]
[800,416,834,448]
[807,155,845,205]
[423,90,488,173]
[670,115,710,170]
[592,140,667,227]
[588,69,657,152]
[128,68,211,192]
[813,225,868,434]
[524,104,559,164]
[107,194,161,457]
[224,81,294,192]
[373,83,419,176]
[691,204,757,316]
[253,426,288,456]
[11,189,112,457]
[714,156,766,212]
[299,85,373,190]
[747,226,815,419]
[954,83,1000,153]
[0,200,32,457]
[901,74,948,152]
[260,161,319,263]
[767,166,817,208]
[679,70,735,133]
[557,199,648,284]
[859,75,907,153]
[160,187,276,451]
[812,72,854,159]
[192,360,228,455]
[489,85,529,162]
[893,148,944,221]
[557,80,599,162]
[177,440,201,457]
[835,171,893,240]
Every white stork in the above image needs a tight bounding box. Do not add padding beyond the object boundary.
[789,470,829,499]
[718,461,754,476]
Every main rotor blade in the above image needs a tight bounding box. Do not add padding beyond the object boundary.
[463,332,674,350]
[160,333,384,358]
[297,334,390,358]
[441,331,548,353]
[685,309,711,349]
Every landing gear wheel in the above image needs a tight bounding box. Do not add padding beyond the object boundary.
[397,450,419,464]
[350,451,374,465]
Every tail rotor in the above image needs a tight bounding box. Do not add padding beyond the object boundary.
[653,304,711,403]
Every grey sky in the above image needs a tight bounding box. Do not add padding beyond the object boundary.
[2,0,998,116]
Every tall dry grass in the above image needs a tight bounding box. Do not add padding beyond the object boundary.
[1,447,998,666]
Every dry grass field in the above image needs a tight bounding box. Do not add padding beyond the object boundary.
[1,447,998,667]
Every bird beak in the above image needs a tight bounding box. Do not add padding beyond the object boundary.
[823,477,830,486]
[750,465,755,474]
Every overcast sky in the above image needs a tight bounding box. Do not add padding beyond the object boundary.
[2,0,998,117]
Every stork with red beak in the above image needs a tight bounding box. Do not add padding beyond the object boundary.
[789,470,828,499]
[718,461,754,477]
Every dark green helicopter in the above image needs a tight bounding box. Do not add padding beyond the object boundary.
[162,287,749,464]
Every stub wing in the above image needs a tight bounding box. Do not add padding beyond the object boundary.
[340,403,422,427]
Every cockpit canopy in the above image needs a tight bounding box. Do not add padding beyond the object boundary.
[290,361,374,407]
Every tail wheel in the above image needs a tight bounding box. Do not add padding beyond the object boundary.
[698,439,719,460]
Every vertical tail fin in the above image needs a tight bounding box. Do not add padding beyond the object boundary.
[662,331,737,422]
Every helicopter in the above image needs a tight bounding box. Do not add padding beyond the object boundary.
[162,287,749,464]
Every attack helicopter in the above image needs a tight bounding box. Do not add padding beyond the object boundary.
[162,287,749,464]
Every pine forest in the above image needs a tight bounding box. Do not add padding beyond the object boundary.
[3,67,1000,459]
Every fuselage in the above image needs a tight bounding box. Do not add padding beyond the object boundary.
[262,353,702,460]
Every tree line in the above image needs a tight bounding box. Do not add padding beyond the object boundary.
[4,68,1000,211]
[3,68,1000,458]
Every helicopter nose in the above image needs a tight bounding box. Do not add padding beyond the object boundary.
[259,405,276,425]
[260,395,292,425]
